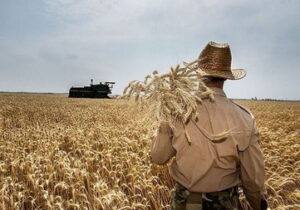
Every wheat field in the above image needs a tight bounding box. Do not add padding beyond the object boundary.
[0,93,299,210]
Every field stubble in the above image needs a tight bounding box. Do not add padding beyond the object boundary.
[0,94,299,209]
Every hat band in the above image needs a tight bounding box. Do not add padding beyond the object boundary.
[199,69,234,79]
[199,63,231,71]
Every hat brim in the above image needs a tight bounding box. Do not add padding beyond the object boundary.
[199,68,247,80]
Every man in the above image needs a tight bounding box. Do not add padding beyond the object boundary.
[151,41,268,210]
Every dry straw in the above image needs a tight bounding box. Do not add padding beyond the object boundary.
[121,59,228,144]
[0,91,299,209]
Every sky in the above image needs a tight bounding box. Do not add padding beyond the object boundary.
[0,0,299,100]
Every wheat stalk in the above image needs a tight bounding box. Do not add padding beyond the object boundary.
[121,59,229,144]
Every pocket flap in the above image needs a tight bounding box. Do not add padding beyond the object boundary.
[233,130,252,152]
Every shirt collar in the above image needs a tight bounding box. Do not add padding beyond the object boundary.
[210,87,227,97]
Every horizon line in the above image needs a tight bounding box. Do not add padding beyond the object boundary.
[0,91,299,102]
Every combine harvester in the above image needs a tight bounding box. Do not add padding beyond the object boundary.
[69,79,115,98]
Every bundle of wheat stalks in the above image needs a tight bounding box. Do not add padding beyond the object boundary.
[121,59,229,144]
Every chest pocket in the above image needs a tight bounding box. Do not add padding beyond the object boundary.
[232,130,252,152]
[212,134,238,158]
[211,129,252,158]
[207,133,239,170]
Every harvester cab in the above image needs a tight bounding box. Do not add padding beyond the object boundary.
[104,82,115,90]
[69,79,115,98]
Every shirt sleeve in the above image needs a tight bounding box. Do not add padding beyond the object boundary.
[150,122,176,165]
[239,121,268,210]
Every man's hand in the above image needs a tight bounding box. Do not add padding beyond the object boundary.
[150,122,176,165]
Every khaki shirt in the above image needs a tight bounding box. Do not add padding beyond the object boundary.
[151,87,266,209]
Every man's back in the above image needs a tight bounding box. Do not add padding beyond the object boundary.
[151,87,266,209]
[169,87,259,191]
[151,41,267,210]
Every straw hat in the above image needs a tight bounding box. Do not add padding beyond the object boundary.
[197,41,246,80]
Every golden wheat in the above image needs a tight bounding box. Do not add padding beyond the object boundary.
[0,93,299,209]
[121,61,225,144]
